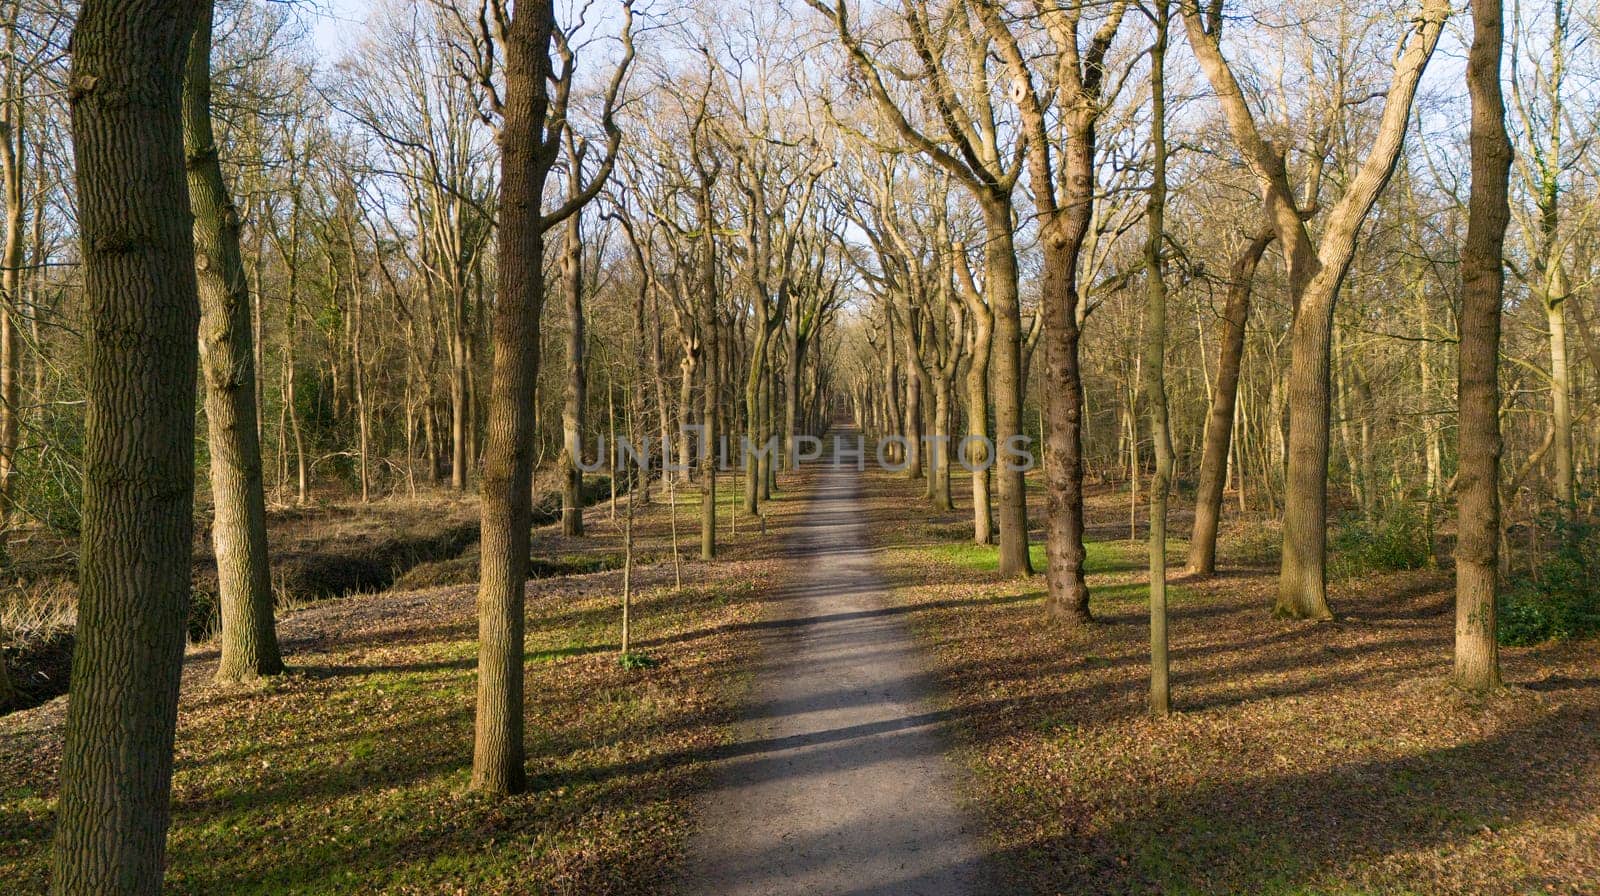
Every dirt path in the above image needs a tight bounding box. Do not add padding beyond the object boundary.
[679,454,993,896]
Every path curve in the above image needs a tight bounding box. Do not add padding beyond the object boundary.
[680,447,994,896]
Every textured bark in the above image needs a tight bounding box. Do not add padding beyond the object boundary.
[473,1,554,797]
[471,0,629,796]
[1187,227,1273,576]
[52,1,204,892]
[984,209,1031,578]
[559,199,585,536]
[183,4,283,683]
[954,243,993,545]
[1455,0,1511,692]
[697,168,718,561]
[976,1,1127,613]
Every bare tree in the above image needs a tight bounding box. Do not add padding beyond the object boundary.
[1455,0,1513,692]
[1180,0,1451,618]
[183,0,283,683]
[458,0,634,796]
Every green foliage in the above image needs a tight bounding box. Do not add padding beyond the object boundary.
[13,404,85,535]
[617,651,658,670]
[1498,510,1600,647]
[1328,504,1431,578]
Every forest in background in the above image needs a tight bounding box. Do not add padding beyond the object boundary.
[0,0,1598,891]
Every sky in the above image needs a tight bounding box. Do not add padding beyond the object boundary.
[309,0,371,60]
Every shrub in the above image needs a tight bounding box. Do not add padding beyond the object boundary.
[1328,503,1431,578]
[1498,512,1600,647]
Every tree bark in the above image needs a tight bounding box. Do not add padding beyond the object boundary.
[52,1,204,891]
[473,0,558,797]
[183,4,283,683]
[1144,2,1173,716]
[559,199,586,536]
[1187,227,1272,576]
[1455,0,1511,692]
[954,243,993,545]
[984,206,1031,577]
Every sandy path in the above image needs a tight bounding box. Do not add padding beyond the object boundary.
[679,453,993,895]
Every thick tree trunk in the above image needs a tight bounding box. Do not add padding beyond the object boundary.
[182,5,282,683]
[744,316,770,516]
[1277,280,1339,620]
[473,0,560,796]
[0,11,23,540]
[1039,230,1088,620]
[931,375,954,511]
[983,208,1030,577]
[1188,228,1272,576]
[449,325,468,491]
[1546,279,1573,511]
[1455,0,1511,691]
[52,2,204,891]
[698,190,718,560]
[0,166,18,544]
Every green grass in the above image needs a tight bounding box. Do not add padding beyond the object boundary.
[907,538,1153,577]
[0,577,767,895]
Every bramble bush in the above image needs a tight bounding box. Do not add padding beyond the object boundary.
[1329,503,1432,578]
[1499,509,1600,647]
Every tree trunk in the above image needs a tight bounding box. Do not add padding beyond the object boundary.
[1455,0,1511,691]
[560,205,585,536]
[182,5,282,683]
[1546,272,1573,511]
[956,246,994,545]
[1144,5,1173,716]
[473,0,562,796]
[984,207,1031,577]
[52,2,204,891]
[1188,227,1272,576]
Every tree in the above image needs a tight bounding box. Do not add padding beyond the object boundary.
[183,0,284,684]
[51,0,205,891]
[1187,225,1274,576]
[1180,0,1451,618]
[559,136,588,537]
[463,0,632,796]
[1454,0,1512,692]
[1141,0,1173,716]
[977,0,1129,619]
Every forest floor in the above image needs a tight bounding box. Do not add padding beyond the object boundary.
[866,467,1600,895]
[0,471,802,895]
[1,459,1597,895]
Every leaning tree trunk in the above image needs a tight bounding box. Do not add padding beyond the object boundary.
[1454,0,1511,692]
[52,1,204,892]
[1188,228,1272,576]
[182,4,282,683]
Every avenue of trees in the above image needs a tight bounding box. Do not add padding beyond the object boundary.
[0,0,1593,891]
